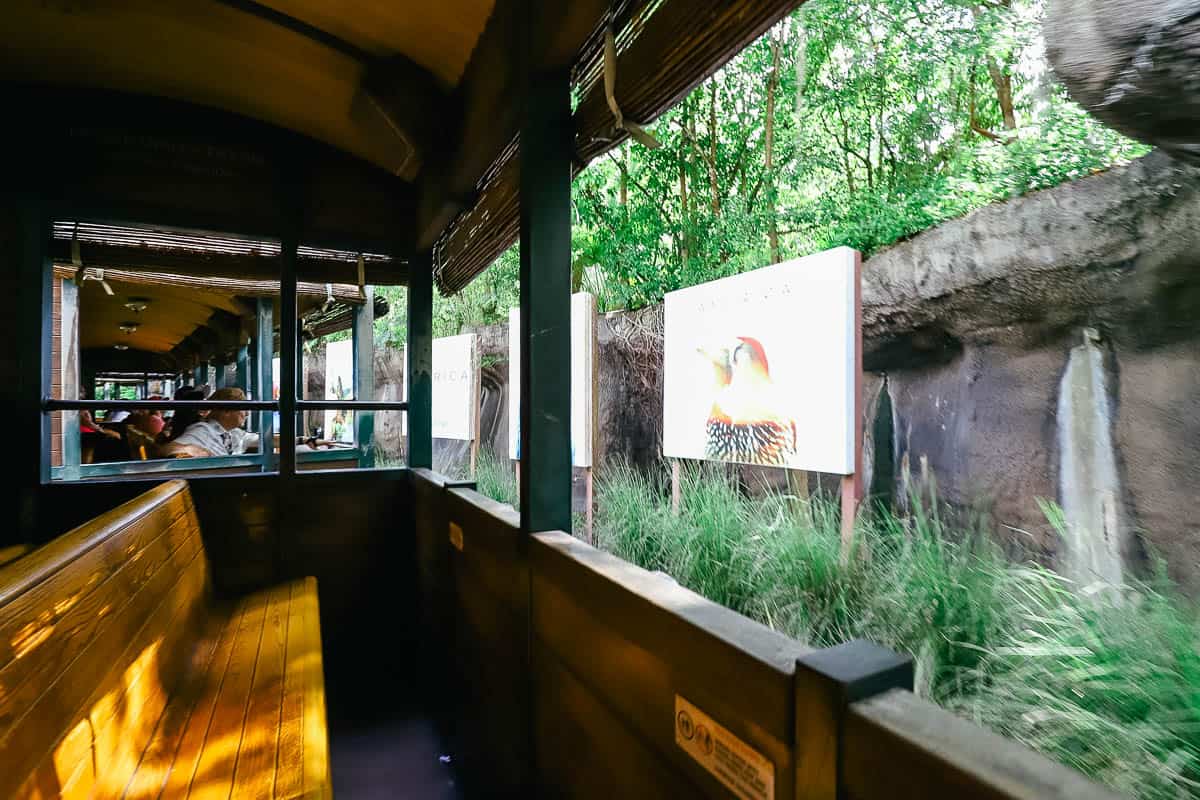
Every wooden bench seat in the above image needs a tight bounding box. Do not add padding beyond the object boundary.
[0,480,330,799]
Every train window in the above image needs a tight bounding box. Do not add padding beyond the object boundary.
[44,222,407,480]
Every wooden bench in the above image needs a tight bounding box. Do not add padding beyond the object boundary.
[0,480,331,799]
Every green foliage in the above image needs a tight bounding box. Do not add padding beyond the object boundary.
[372,245,521,348]
[581,462,1200,800]
[567,0,1149,309]
[424,0,1148,324]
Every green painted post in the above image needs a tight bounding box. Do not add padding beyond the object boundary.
[60,277,81,480]
[518,68,572,535]
[214,362,227,389]
[407,250,433,469]
[353,286,376,468]
[18,199,51,493]
[236,345,250,392]
[255,298,274,470]
[279,232,298,477]
[193,365,204,387]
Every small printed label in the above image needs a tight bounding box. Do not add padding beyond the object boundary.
[675,695,774,800]
[448,522,464,551]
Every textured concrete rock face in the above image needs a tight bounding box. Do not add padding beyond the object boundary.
[887,345,1062,560]
[863,151,1200,581]
[863,151,1200,362]
[1046,1,1200,163]
[1113,342,1200,593]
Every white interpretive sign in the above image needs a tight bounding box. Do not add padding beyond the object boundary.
[675,695,774,800]
[507,292,597,467]
[662,247,859,475]
[403,333,480,441]
[324,339,354,442]
[430,334,479,440]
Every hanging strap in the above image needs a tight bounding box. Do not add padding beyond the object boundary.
[72,224,114,295]
[604,26,661,149]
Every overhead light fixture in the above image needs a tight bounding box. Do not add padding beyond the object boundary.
[118,321,140,334]
[113,344,129,351]
[123,297,151,313]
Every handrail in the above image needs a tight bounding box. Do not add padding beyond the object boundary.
[51,455,265,478]
[49,447,365,479]
[44,399,408,410]
[295,400,407,410]
[844,689,1126,800]
[44,399,277,410]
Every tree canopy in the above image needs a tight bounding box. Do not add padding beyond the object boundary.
[377,0,1147,342]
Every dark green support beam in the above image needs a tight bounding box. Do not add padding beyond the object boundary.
[236,345,250,392]
[60,277,81,481]
[406,250,432,469]
[16,195,50,542]
[353,286,376,468]
[254,298,275,470]
[279,232,299,477]
[518,68,572,535]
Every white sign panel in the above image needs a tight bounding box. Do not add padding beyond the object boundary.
[663,247,858,475]
[508,292,596,468]
[325,339,354,442]
[403,334,479,440]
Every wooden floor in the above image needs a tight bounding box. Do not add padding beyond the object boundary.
[121,579,328,799]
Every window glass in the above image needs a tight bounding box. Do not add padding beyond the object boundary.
[48,221,280,480]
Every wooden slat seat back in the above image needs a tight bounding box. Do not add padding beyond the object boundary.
[0,480,208,798]
[0,480,331,799]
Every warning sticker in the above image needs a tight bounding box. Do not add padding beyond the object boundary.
[674,695,774,800]
[449,522,464,551]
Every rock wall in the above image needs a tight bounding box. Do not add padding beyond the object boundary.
[454,151,1200,591]
[1046,1,1200,164]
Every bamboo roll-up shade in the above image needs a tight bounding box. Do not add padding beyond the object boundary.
[51,221,402,285]
[433,0,805,294]
[51,264,369,303]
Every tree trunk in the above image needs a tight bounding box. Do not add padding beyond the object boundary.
[619,142,628,207]
[841,116,856,194]
[794,9,807,122]
[766,31,781,265]
[679,98,690,270]
[708,80,721,216]
[986,61,1017,130]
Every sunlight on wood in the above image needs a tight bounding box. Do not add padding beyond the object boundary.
[2,482,329,799]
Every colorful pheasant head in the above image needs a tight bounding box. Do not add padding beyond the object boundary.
[697,336,798,465]
[731,337,771,383]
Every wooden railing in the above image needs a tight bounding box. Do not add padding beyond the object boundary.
[409,469,1126,800]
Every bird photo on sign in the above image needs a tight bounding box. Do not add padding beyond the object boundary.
[698,336,799,466]
[663,247,858,476]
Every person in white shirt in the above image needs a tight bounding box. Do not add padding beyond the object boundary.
[159,387,257,457]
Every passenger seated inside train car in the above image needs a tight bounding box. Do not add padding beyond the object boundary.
[159,387,259,457]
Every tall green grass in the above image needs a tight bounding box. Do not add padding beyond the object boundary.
[473,447,519,509]
[586,461,1200,800]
